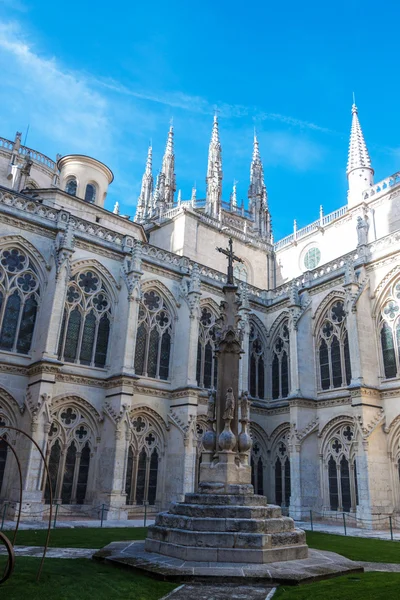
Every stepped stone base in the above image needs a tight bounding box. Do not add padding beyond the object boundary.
[144,493,308,564]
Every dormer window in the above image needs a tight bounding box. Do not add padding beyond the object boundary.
[85,184,96,203]
[65,178,77,196]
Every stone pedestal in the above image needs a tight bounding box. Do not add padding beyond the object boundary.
[145,492,308,563]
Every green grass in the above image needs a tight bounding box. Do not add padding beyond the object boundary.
[306,531,400,564]
[3,527,148,549]
[0,556,175,600]
[274,572,400,600]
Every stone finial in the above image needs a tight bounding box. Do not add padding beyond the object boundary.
[189,263,201,294]
[113,201,120,215]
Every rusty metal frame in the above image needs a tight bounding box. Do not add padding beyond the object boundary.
[0,425,53,583]
[0,531,15,584]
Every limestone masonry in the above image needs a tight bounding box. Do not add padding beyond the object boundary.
[0,103,399,525]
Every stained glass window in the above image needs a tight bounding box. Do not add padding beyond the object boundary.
[125,447,134,504]
[134,289,172,380]
[196,308,218,389]
[61,443,77,504]
[84,184,96,203]
[0,436,7,495]
[249,324,267,399]
[328,456,338,510]
[65,178,77,196]
[135,448,147,505]
[381,323,396,378]
[257,457,264,496]
[271,321,290,400]
[304,247,321,270]
[0,248,40,355]
[148,449,159,505]
[275,457,282,505]
[58,270,112,368]
[354,459,359,506]
[318,301,351,390]
[340,456,351,512]
[76,442,90,504]
[284,457,291,506]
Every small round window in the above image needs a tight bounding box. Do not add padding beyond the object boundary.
[304,247,321,270]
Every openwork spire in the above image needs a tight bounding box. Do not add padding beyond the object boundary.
[161,125,176,208]
[135,144,153,223]
[347,103,372,175]
[248,133,271,241]
[205,115,223,219]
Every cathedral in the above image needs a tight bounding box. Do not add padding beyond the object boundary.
[0,102,399,526]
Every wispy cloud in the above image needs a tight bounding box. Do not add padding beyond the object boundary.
[0,21,110,153]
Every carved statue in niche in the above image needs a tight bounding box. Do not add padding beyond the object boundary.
[207,389,216,422]
[223,388,235,421]
[356,216,369,246]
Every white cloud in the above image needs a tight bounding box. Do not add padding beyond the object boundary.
[260,131,325,171]
[0,22,110,154]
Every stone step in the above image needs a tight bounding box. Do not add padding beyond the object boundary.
[144,537,309,564]
[184,493,268,506]
[170,503,282,520]
[155,512,295,534]
[147,525,305,551]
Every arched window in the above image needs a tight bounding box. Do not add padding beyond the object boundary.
[273,436,291,507]
[249,323,266,399]
[84,184,96,203]
[65,178,77,196]
[44,406,94,505]
[317,300,351,390]
[379,282,400,379]
[250,439,264,496]
[0,247,40,354]
[134,289,172,380]
[271,321,290,400]
[125,413,163,506]
[324,423,358,512]
[196,307,218,389]
[58,270,112,368]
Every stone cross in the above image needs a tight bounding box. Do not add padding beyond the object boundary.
[216,237,243,285]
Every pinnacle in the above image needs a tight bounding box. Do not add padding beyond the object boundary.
[347,102,372,174]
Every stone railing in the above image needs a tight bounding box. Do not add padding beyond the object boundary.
[363,171,400,201]
[274,205,348,251]
[0,136,56,170]
[69,215,124,246]
[0,187,59,222]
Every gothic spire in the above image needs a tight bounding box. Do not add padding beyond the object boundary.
[205,115,222,219]
[346,101,374,206]
[161,125,176,208]
[230,180,238,210]
[134,144,153,223]
[248,133,271,240]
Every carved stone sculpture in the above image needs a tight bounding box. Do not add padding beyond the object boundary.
[223,387,235,421]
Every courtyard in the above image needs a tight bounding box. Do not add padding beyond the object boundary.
[1,527,400,599]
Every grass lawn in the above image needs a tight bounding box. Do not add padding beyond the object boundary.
[3,527,148,549]
[306,531,400,564]
[0,556,175,600]
[274,572,400,600]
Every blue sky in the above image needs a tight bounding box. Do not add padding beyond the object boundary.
[0,0,399,240]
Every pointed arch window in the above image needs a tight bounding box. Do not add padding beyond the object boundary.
[273,437,290,507]
[325,424,358,512]
[317,301,351,390]
[249,324,266,399]
[58,270,112,368]
[250,438,265,496]
[196,307,218,389]
[379,283,400,379]
[125,414,162,506]
[44,407,93,505]
[0,247,40,354]
[271,322,290,400]
[134,290,172,380]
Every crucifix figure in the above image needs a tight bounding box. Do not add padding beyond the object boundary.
[216,237,243,285]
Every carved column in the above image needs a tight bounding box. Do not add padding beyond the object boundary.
[288,285,301,395]
[120,241,143,375]
[289,442,302,519]
[185,264,202,386]
[239,286,251,395]
[343,272,363,385]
